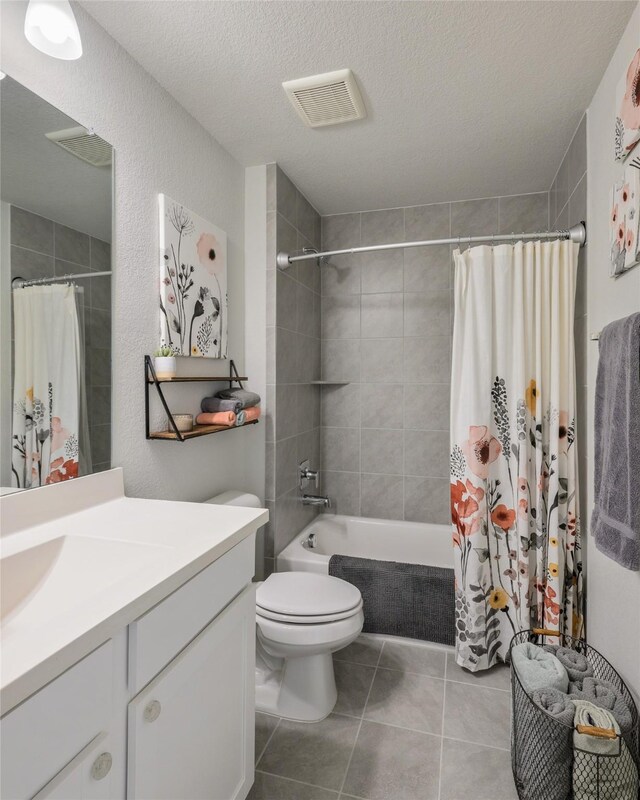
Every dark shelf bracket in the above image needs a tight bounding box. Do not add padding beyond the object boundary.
[144,356,246,442]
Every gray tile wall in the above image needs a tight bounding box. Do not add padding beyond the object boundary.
[265,166,322,571]
[320,192,549,523]
[550,115,588,530]
[10,206,111,471]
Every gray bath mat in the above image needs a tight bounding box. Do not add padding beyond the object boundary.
[328,554,455,646]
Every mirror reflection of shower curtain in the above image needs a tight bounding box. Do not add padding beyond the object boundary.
[11,283,89,487]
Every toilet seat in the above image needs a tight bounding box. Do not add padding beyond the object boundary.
[256,597,363,624]
[256,572,362,621]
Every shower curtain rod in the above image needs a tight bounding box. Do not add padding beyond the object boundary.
[276,221,586,270]
[12,270,112,288]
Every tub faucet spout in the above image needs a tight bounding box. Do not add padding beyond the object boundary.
[301,494,331,509]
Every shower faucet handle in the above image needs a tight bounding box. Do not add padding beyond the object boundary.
[299,461,319,489]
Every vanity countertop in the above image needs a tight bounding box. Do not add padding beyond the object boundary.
[0,469,267,715]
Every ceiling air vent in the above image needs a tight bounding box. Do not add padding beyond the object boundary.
[282,69,366,128]
[45,126,112,167]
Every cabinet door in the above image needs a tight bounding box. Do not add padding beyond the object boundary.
[127,585,256,800]
[32,733,116,800]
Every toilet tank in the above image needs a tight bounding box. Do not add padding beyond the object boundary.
[205,490,262,508]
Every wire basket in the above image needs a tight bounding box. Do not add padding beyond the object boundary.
[509,629,640,800]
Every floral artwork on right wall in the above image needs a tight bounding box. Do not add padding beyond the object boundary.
[614,47,640,162]
[610,163,640,277]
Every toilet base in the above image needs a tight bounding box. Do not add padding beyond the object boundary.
[256,651,337,722]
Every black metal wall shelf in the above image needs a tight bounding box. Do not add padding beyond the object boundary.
[144,355,258,442]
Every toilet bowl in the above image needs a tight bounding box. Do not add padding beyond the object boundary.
[255,572,364,722]
[204,492,363,722]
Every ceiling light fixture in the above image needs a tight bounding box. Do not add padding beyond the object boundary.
[24,0,82,61]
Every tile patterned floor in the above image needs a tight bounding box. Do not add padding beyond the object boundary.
[250,635,518,800]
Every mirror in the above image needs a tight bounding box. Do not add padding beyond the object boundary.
[0,76,113,492]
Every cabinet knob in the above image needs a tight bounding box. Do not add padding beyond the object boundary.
[144,699,162,722]
[91,752,112,781]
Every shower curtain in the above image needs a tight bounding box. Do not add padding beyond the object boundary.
[450,240,583,671]
[12,284,83,488]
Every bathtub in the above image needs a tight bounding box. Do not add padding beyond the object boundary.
[277,514,453,574]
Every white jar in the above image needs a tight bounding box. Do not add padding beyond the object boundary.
[154,356,177,379]
[172,414,193,433]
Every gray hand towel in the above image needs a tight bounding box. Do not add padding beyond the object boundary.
[569,676,633,736]
[511,642,569,693]
[215,388,261,409]
[592,312,640,571]
[514,687,574,800]
[201,396,243,414]
[543,644,594,683]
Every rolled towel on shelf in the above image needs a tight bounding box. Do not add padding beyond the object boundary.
[572,700,638,800]
[201,396,243,414]
[215,388,261,409]
[515,687,574,800]
[543,645,594,683]
[195,411,237,427]
[243,406,261,423]
[511,642,569,694]
[569,677,634,736]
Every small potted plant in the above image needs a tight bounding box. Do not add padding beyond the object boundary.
[153,344,177,379]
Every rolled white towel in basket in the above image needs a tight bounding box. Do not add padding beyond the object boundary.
[572,700,638,800]
[512,642,569,693]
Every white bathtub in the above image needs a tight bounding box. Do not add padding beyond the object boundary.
[277,514,453,574]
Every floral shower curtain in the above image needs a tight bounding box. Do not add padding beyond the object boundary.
[12,284,82,488]
[450,240,583,671]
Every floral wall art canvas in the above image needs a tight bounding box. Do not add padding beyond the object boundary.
[159,194,228,357]
[610,163,640,277]
[614,48,640,162]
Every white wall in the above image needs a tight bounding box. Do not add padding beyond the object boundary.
[586,3,640,698]
[0,1,263,501]
[244,165,268,576]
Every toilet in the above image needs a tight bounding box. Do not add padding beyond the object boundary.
[206,491,364,722]
[255,572,364,722]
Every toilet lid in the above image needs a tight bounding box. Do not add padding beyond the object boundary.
[256,597,363,624]
[256,572,362,618]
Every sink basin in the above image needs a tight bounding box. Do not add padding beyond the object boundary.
[1,535,170,631]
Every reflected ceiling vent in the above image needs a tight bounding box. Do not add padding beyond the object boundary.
[282,69,366,128]
[45,126,112,167]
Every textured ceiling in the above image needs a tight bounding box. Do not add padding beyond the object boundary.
[1,75,112,241]
[82,0,635,214]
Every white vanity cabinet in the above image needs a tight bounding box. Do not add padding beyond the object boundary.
[1,533,258,800]
[127,585,255,800]
[0,641,121,800]
[32,733,118,800]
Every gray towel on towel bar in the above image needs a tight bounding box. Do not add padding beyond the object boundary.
[328,554,454,646]
[215,388,261,409]
[592,312,640,571]
[201,396,243,414]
